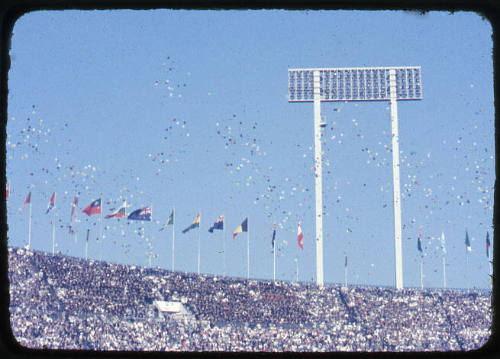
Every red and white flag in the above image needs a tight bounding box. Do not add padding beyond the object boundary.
[297,222,304,250]
[69,196,78,234]
[82,198,101,216]
[105,201,127,219]
[22,192,31,210]
[6,183,10,200]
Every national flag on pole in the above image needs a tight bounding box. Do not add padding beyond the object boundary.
[417,233,423,253]
[106,201,127,219]
[271,224,276,249]
[209,215,224,233]
[465,230,471,252]
[160,210,174,231]
[233,218,248,239]
[297,222,304,250]
[182,213,200,233]
[441,232,447,255]
[486,231,491,258]
[68,196,78,234]
[128,206,152,221]
[82,198,102,216]
[70,196,77,218]
[6,183,10,200]
[46,192,56,213]
[22,192,31,210]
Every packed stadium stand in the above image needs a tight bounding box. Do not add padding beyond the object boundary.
[8,246,492,351]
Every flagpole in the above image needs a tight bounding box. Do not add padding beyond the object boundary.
[172,207,175,272]
[247,216,250,280]
[52,208,56,255]
[489,250,493,287]
[272,221,276,282]
[123,223,127,263]
[487,232,492,287]
[420,256,424,290]
[344,256,348,288]
[85,229,89,260]
[441,232,447,289]
[99,196,103,261]
[442,255,447,289]
[198,212,201,275]
[151,205,154,268]
[28,201,32,249]
[273,236,276,282]
[223,213,226,277]
[295,257,299,283]
[466,250,470,291]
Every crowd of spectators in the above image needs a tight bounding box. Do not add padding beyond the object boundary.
[8,246,492,351]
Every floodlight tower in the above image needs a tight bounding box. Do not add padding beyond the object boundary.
[288,66,422,289]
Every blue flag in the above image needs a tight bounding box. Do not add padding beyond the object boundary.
[209,215,224,233]
[271,224,276,249]
[465,230,471,252]
[486,232,491,258]
[417,236,423,253]
[160,210,174,231]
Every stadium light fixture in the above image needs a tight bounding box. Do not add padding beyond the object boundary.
[288,66,423,289]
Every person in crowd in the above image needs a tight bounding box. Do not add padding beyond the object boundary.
[8,246,491,351]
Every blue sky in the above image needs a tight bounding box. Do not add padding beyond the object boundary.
[6,10,494,289]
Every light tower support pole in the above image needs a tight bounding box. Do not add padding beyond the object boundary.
[288,66,422,291]
[313,70,324,287]
[389,69,404,290]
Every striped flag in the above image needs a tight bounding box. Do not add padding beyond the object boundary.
[182,213,200,233]
[233,218,248,239]
[105,201,127,219]
[297,222,304,250]
[46,192,56,214]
